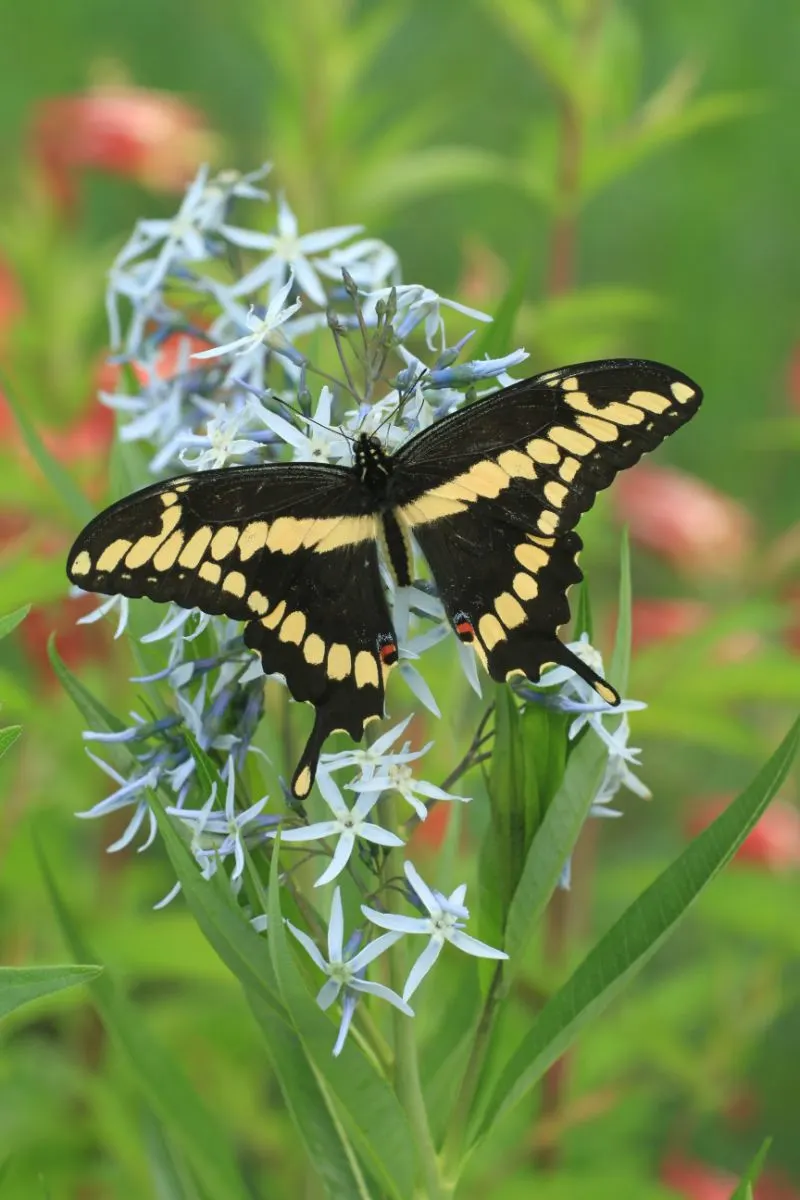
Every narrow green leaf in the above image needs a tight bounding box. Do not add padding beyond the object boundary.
[39,846,252,1200]
[0,370,95,527]
[730,1137,772,1200]
[247,990,371,1200]
[0,726,22,760]
[572,580,593,643]
[0,964,102,1019]
[610,529,631,694]
[474,258,529,361]
[472,718,800,1144]
[267,846,416,1200]
[0,605,30,641]
[149,790,285,1016]
[48,635,126,735]
[142,1108,205,1200]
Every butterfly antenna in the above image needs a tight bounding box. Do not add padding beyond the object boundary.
[369,367,430,443]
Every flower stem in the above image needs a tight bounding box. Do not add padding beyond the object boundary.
[378,794,446,1200]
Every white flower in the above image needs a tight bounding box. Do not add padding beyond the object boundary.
[349,744,469,823]
[192,273,302,361]
[221,194,363,306]
[362,863,507,1001]
[254,385,351,464]
[287,887,411,1056]
[167,759,270,881]
[76,592,129,639]
[274,769,404,887]
[178,400,265,470]
[364,284,492,350]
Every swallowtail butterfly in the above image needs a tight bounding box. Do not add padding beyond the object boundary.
[67,358,702,797]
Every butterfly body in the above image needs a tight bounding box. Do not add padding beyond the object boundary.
[67,358,702,797]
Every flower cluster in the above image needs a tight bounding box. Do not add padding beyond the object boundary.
[73,164,649,1054]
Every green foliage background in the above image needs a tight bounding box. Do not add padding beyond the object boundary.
[0,1,797,1196]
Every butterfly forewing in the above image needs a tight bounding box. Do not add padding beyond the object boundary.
[66,463,397,796]
[391,359,702,694]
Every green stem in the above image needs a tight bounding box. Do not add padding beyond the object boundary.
[378,794,446,1200]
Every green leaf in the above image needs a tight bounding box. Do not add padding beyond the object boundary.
[0,605,30,641]
[47,635,126,735]
[148,789,285,1016]
[353,145,509,211]
[247,990,371,1200]
[474,259,530,362]
[267,846,416,1200]
[0,370,95,527]
[730,1137,772,1200]
[0,726,22,760]
[38,846,252,1200]
[471,717,800,1145]
[0,964,102,1019]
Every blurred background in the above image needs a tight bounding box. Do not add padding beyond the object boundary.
[0,0,798,1196]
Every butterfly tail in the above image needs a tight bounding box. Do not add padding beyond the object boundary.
[551,640,620,707]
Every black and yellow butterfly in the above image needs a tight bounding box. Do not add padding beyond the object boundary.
[67,358,702,797]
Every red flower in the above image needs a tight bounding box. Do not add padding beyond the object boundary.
[31,85,215,214]
[612,464,753,579]
[687,797,800,870]
[631,598,709,652]
[660,1153,737,1200]
[20,594,110,688]
[408,803,452,855]
[785,583,800,655]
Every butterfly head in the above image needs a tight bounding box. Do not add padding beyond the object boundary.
[354,432,392,489]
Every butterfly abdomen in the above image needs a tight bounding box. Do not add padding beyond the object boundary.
[380,510,413,587]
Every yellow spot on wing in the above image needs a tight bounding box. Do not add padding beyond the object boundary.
[544,481,568,509]
[303,633,325,665]
[515,542,549,572]
[153,531,185,571]
[527,438,560,465]
[576,415,618,442]
[160,491,178,507]
[247,591,268,615]
[629,389,670,414]
[222,571,246,598]
[125,506,182,568]
[462,460,510,498]
[478,613,505,650]
[495,592,525,628]
[512,571,538,600]
[96,539,131,572]
[549,426,594,456]
[199,561,221,584]
[294,766,312,798]
[559,456,581,482]
[238,521,268,560]
[355,650,379,688]
[327,643,351,679]
[561,376,579,391]
[179,526,212,568]
[211,526,239,560]
[497,449,537,479]
[71,550,92,576]
[401,494,467,524]
[312,516,377,552]
[595,681,619,705]
[279,611,306,644]
[262,599,286,629]
[538,511,559,535]
[671,381,695,404]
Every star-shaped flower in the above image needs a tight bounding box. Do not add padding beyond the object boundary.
[221,194,363,306]
[362,862,507,1000]
[273,769,404,887]
[192,273,302,361]
[287,887,411,1056]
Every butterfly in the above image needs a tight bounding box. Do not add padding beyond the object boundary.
[67,358,702,798]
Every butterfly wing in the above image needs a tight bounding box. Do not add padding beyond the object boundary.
[390,358,702,694]
[66,464,397,797]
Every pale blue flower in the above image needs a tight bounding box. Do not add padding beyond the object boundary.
[192,274,302,361]
[362,863,507,1001]
[287,887,411,1056]
[167,758,271,881]
[274,769,404,887]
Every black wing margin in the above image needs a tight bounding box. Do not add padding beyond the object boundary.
[66,464,397,797]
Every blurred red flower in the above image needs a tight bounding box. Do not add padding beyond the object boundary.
[631,598,709,652]
[660,1153,737,1200]
[612,464,753,579]
[20,594,110,689]
[687,796,800,870]
[408,802,452,855]
[31,85,215,213]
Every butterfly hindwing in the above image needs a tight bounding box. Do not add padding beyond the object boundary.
[391,359,702,698]
[67,464,397,796]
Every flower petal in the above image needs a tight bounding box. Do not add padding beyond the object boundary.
[403,938,444,1001]
[448,929,508,959]
[314,832,355,887]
